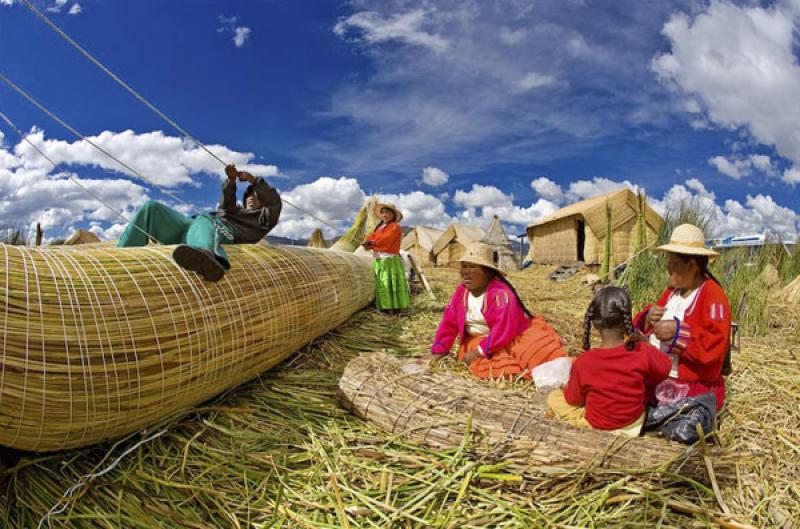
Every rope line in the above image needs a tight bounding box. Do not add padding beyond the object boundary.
[17,0,343,233]
[0,110,163,244]
[0,73,190,208]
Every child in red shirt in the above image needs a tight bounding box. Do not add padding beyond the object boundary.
[548,286,671,436]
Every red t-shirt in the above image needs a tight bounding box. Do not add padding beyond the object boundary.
[563,341,671,430]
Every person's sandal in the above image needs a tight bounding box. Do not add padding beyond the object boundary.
[173,245,225,282]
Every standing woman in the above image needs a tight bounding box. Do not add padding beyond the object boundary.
[362,203,409,315]
[633,224,731,410]
[419,242,567,379]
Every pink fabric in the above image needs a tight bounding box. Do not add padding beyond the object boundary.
[431,277,530,358]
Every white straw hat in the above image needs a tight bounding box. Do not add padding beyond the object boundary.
[374,203,403,222]
[451,242,506,275]
[656,223,719,258]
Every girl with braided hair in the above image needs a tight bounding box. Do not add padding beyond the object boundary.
[419,242,567,379]
[548,286,671,436]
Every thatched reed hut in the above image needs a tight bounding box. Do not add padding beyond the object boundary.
[431,223,486,266]
[482,215,518,274]
[401,226,444,266]
[64,228,101,245]
[526,188,663,265]
[307,228,328,248]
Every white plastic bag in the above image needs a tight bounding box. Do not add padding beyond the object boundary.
[532,357,573,393]
[655,378,690,405]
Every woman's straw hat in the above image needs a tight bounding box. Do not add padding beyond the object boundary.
[656,223,719,258]
[452,241,506,275]
[374,203,403,222]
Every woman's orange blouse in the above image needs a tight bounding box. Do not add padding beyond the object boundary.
[364,222,403,254]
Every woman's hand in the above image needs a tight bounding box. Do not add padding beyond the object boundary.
[653,319,677,341]
[646,306,666,329]
[461,349,482,365]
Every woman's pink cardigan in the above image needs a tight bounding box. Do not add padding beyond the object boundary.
[431,277,529,359]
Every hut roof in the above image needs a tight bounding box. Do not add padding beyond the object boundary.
[527,188,664,237]
[401,226,444,252]
[432,223,486,255]
[483,215,511,247]
[64,229,101,245]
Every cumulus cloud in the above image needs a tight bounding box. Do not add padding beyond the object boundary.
[708,154,776,179]
[652,179,798,240]
[530,176,565,204]
[218,15,251,48]
[68,3,81,15]
[12,128,278,188]
[333,9,448,52]
[453,183,558,229]
[653,1,800,185]
[498,27,527,46]
[515,72,556,93]
[421,166,449,186]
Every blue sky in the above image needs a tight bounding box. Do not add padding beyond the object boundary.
[1,0,799,241]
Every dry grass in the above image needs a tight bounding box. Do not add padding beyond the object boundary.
[1,265,798,528]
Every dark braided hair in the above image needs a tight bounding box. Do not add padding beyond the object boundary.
[582,286,636,351]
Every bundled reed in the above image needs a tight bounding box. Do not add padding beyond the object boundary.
[307,228,328,248]
[331,197,380,252]
[339,352,732,481]
[780,274,800,304]
[0,242,374,451]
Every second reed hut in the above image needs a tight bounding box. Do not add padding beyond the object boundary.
[432,223,486,266]
[526,188,663,265]
[483,215,519,274]
[401,226,444,266]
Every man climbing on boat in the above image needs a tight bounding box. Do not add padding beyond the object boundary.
[117,164,282,281]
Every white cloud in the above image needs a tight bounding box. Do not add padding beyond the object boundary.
[421,166,449,186]
[1,0,15,5]
[653,1,800,186]
[453,183,558,229]
[233,26,251,47]
[499,27,527,46]
[651,179,798,240]
[784,166,800,184]
[218,15,251,48]
[333,9,448,52]
[68,3,81,15]
[515,72,556,93]
[377,190,452,228]
[708,154,777,179]
[12,128,279,188]
[565,177,638,202]
[530,176,565,204]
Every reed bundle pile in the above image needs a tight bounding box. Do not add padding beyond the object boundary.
[780,274,800,304]
[758,264,780,287]
[340,352,733,481]
[307,228,328,248]
[331,197,380,252]
[0,242,374,451]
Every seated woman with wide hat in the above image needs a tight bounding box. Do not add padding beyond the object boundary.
[419,242,567,379]
[633,224,731,410]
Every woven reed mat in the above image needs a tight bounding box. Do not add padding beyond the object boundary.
[340,352,736,482]
[0,243,374,452]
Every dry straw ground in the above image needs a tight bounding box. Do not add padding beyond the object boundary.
[1,265,798,528]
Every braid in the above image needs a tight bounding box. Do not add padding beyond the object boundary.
[582,303,595,351]
[496,274,534,318]
[623,312,635,351]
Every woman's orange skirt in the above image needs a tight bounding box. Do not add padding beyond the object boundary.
[457,316,567,379]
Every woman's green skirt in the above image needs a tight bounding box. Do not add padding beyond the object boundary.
[372,255,409,310]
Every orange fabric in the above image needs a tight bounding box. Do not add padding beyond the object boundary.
[364,222,403,254]
[457,316,567,379]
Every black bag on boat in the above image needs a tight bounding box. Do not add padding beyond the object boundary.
[644,392,717,444]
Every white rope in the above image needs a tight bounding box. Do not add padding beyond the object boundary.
[16,0,343,233]
[0,110,164,245]
[0,74,190,208]
[37,429,167,529]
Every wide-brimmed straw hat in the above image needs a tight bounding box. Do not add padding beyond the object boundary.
[656,223,719,258]
[451,241,506,275]
[374,203,403,222]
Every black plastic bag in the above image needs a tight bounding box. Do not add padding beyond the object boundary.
[644,392,717,444]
